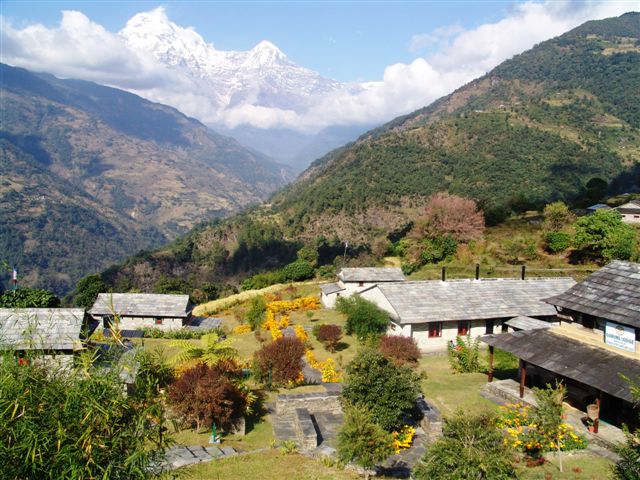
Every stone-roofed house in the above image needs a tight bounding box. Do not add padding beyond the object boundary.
[320,267,405,308]
[481,261,640,429]
[615,200,640,224]
[0,308,96,366]
[89,293,193,332]
[359,277,575,352]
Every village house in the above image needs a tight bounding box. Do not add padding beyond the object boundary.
[89,293,193,332]
[359,277,575,352]
[320,267,405,308]
[481,261,640,429]
[0,308,96,366]
[615,200,640,224]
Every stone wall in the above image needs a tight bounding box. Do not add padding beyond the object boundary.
[275,391,342,416]
[294,408,318,451]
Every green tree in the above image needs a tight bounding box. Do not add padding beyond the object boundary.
[341,348,421,431]
[282,260,315,281]
[69,274,107,309]
[0,351,170,479]
[246,295,267,330]
[414,410,516,480]
[543,201,574,231]
[337,296,390,339]
[574,209,637,262]
[153,276,190,294]
[531,382,566,471]
[337,405,394,480]
[614,377,640,479]
[0,288,60,308]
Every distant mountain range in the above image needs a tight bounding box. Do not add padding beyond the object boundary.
[98,12,640,295]
[0,63,291,293]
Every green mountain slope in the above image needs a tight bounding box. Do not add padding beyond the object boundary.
[0,64,291,293]
[37,13,640,296]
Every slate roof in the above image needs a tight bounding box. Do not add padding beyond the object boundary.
[504,316,553,331]
[338,267,405,282]
[89,293,192,318]
[374,278,575,324]
[544,261,640,329]
[480,329,640,402]
[320,283,345,295]
[616,201,640,214]
[587,203,611,211]
[0,309,90,351]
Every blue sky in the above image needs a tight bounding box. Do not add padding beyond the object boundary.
[1,1,536,81]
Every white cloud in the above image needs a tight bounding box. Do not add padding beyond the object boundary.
[0,2,635,134]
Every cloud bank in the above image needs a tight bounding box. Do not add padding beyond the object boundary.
[0,1,634,133]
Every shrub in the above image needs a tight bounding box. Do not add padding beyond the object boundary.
[0,288,60,308]
[414,410,516,480]
[543,201,574,231]
[614,378,640,479]
[419,236,458,264]
[337,405,394,480]
[70,274,107,309]
[379,334,420,366]
[153,276,190,295]
[134,349,175,401]
[168,362,246,431]
[316,324,343,352]
[337,296,390,339]
[544,231,572,253]
[246,295,267,330]
[253,337,306,387]
[341,348,421,431]
[574,209,637,262]
[241,270,286,291]
[282,260,315,281]
[447,335,482,373]
[0,351,170,479]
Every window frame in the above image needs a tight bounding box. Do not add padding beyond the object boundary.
[428,322,443,338]
[457,320,470,336]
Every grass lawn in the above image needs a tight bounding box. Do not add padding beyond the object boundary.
[516,453,614,479]
[181,450,361,479]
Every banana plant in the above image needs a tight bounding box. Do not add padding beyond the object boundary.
[170,332,238,367]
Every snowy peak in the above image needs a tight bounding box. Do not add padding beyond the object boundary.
[249,40,289,66]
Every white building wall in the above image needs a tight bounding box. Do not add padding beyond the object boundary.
[99,315,185,331]
[411,320,488,353]
[620,213,640,224]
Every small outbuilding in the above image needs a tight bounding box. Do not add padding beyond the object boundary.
[89,293,193,332]
[320,267,405,308]
[0,308,96,366]
[359,277,575,352]
[615,200,640,224]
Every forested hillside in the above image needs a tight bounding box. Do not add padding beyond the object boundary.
[0,64,291,293]
[46,13,640,297]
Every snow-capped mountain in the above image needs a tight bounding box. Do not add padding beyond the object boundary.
[120,8,343,112]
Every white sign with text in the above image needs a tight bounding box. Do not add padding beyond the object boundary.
[605,321,636,352]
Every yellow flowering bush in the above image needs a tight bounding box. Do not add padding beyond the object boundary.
[294,325,308,343]
[286,370,305,388]
[320,358,340,382]
[233,324,252,334]
[305,349,320,369]
[391,425,415,454]
[497,403,587,453]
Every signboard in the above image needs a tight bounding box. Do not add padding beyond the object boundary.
[605,321,636,352]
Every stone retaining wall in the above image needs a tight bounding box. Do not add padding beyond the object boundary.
[275,391,342,416]
[294,408,319,451]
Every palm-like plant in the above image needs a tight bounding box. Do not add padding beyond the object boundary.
[171,332,238,367]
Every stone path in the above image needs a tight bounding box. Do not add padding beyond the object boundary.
[161,444,236,470]
[282,326,322,383]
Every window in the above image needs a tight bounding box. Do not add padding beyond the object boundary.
[485,319,494,335]
[155,318,163,325]
[458,321,470,336]
[103,315,114,329]
[428,322,442,338]
[358,281,364,287]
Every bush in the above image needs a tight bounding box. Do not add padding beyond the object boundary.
[0,352,170,479]
[253,337,306,387]
[0,288,60,308]
[379,334,420,366]
[413,411,516,480]
[168,362,246,431]
[419,236,458,264]
[337,296,390,339]
[282,260,315,282]
[316,324,343,352]
[544,231,572,253]
[543,201,574,231]
[70,274,107,309]
[341,348,421,431]
[574,209,637,262]
[241,270,285,291]
[447,335,482,373]
[338,405,394,479]
[246,295,267,330]
[153,276,190,295]
[134,349,175,401]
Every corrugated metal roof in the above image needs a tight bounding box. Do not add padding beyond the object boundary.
[320,283,345,295]
[504,316,553,330]
[338,268,405,282]
[89,293,191,318]
[0,308,89,351]
[480,329,640,402]
[545,261,640,328]
[376,278,575,324]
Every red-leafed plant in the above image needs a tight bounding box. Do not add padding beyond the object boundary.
[253,336,305,387]
[379,334,420,367]
[316,324,343,352]
[168,361,246,431]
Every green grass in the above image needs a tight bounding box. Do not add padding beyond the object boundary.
[516,453,613,479]
[179,450,361,479]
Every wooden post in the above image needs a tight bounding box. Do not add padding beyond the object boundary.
[519,359,526,398]
[521,265,526,280]
[475,263,480,280]
[488,345,494,382]
[594,391,601,434]
[441,266,446,282]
